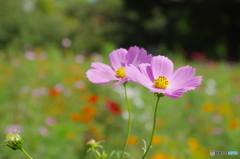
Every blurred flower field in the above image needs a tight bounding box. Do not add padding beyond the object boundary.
[0,48,240,159]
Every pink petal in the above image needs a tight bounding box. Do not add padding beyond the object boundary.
[109,48,127,70]
[126,46,152,66]
[91,62,114,72]
[87,69,118,84]
[149,87,187,99]
[151,55,173,79]
[138,63,154,82]
[174,76,202,90]
[163,88,187,99]
[114,78,129,87]
[86,63,118,84]
[168,66,202,90]
[125,64,153,88]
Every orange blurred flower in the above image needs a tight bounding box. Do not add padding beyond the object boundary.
[81,114,93,123]
[127,135,138,145]
[152,135,162,145]
[82,106,98,116]
[151,153,167,159]
[87,95,98,104]
[229,119,238,130]
[88,127,103,140]
[70,113,81,122]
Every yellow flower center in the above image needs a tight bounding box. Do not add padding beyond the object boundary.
[154,76,169,89]
[115,67,126,78]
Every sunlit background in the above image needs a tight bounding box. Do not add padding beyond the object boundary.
[0,0,240,159]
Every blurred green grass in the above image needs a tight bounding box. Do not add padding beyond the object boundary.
[0,48,240,159]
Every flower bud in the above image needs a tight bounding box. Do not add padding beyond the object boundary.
[86,139,98,148]
[3,131,23,150]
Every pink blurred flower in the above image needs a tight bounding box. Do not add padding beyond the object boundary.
[25,51,36,60]
[6,125,23,134]
[45,117,56,126]
[86,46,152,86]
[212,127,224,135]
[38,126,49,136]
[126,55,202,98]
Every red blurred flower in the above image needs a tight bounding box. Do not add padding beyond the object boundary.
[49,87,60,97]
[106,100,121,115]
[87,94,98,104]
[191,52,206,61]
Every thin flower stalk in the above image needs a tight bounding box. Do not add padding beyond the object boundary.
[142,94,162,159]
[120,83,132,159]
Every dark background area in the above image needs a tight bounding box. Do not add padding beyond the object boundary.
[0,0,240,61]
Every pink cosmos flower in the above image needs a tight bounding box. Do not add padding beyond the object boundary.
[86,46,152,86]
[125,55,202,98]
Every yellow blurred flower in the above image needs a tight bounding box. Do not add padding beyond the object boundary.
[188,137,200,151]
[67,131,76,140]
[216,103,234,117]
[201,103,214,113]
[34,46,44,54]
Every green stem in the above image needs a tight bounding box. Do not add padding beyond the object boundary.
[20,148,33,159]
[142,95,161,159]
[92,148,100,159]
[120,83,132,159]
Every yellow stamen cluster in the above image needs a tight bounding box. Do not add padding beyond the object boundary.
[154,76,169,89]
[115,67,126,78]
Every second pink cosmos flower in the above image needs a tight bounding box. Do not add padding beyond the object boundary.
[125,55,202,98]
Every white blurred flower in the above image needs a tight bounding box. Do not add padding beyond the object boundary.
[32,89,42,97]
[11,58,20,67]
[122,111,129,120]
[61,38,72,48]
[212,114,222,123]
[133,97,144,108]
[205,78,217,96]
[75,54,85,64]
[113,86,140,99]
[63,88,72,97]
[188,115,195,123]
[74,81,85,89]
[91,53,103,62]
[20,85,30,94]
[232,95,240,104]
[22,0,35,13]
